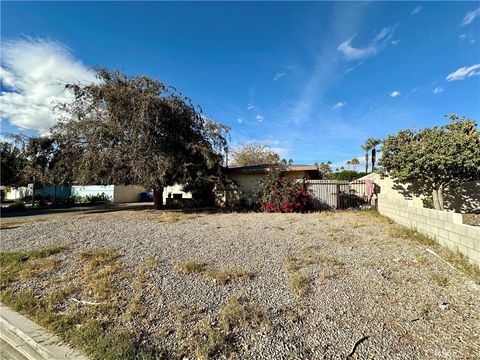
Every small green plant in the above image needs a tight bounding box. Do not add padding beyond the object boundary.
[81,192,112,204]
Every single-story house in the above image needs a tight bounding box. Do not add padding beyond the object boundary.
[218,164,321,206]
[160,164,321,207]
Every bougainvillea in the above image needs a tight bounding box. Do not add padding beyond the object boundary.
[257,166,312,213]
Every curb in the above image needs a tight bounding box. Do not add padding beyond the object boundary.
[0,305,87,360]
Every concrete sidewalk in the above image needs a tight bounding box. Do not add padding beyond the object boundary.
[0,305,86,360]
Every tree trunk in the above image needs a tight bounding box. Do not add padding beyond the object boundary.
[432,185,445,211]
[371,148,376,171]
[153,187,164,210]
[438,184,444,211]
[31,178,35,208]
[364,152,369,173]
[432,188,440,210]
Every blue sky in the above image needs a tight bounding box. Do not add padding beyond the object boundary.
[1,1,479,168]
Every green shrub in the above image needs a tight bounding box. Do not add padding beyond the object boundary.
[257,165,312,213]
[331,170,366,181]
[7,201,26,211]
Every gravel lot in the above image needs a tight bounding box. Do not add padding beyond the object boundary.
[1,210,479,359]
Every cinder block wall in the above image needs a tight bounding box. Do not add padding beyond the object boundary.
[361,174,480,268]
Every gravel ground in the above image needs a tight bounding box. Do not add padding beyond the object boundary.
[1,210,479,359]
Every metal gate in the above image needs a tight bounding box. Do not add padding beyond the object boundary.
[305,180,376,210]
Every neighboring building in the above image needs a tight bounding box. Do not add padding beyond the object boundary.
[1,184,145,204]
[218,164,321,206]
[1,186,30,201]
[71,185,146,204]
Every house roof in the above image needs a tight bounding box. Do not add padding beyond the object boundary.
[224,164,319,174]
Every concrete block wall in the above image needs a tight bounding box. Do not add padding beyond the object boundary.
[358,173,480,267]
[378,194,480,268]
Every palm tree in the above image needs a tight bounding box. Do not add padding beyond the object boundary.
[361,143,371,173]
[346,160,351,170]
[367,138,382,171]
[351,158,360,171]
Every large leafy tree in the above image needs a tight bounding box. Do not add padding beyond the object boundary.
[315,161,333,179]
[230,142,280,167]
[381,114,480,210]
[0,141,26,187]
[46,69,229,209]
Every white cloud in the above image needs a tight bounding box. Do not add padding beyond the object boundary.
[458,33,477,44]
[236,117,243,124]
[410,6,423,16]
[337,26,395,60]
[446,64,480,81]
[390,91,401,97]
[333,101,346,109]
[0,38,96,133]
[433,87,444,94]
[273,72,286,81]
[391,39,401,46]
[345,66,355,74]
[256,115,264,122]
[247,103,254,110]
[462,6,480,26]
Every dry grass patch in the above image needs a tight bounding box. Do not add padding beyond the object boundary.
[348,220,365,229]
[183,296,267,359]
[0,218,48,229]
[360,209,395,224]
[385,223,480,284]
[295,228,306,236]
[429,273,449,287]
[175,260,253,285]
[0,245,67,289]
[286,253,343,272]
[157,211,201,223]
[204,268,253,285]
[77,249,122,301]
[0,221,20,229]
[175,260,209,274]
[1,245,164,360]
[285,246,345,295]
[288,271,311,296]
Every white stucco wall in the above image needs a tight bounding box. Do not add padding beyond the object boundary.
[163,184,192,201]
[1,187,30,201]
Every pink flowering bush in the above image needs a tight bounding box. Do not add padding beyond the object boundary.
[258,166,312,213]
